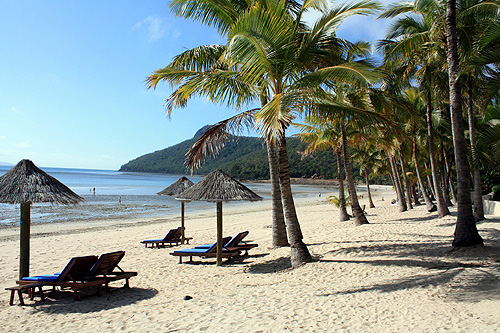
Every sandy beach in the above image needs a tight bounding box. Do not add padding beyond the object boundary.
[1,185,499,332]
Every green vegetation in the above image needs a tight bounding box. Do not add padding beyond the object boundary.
[119,128,361,180]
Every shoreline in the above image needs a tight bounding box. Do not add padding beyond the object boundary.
[0,181,343,229]
[1,184,499,331]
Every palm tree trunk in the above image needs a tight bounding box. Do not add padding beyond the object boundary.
[277,134,312,267]
[449,176,458,204]
[446,0,483,246]
[267,140,288,247]
[399,150,413,210]
[467,74,485,221]
[341,122,368,225]
[412,186,421,205]
[337,149,351,221]
[413,141,436,211]
[388,152,407,212]
[426,93,450,217]
[364,166,375,208]
[424,160,436,200]
[440,144,454,206]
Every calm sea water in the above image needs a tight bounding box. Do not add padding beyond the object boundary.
[0,165,334,227]
[0,165,212,226]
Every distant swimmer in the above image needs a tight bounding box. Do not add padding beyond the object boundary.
[93,187,96,195]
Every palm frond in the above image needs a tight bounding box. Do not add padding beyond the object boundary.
[169,0,243,34]
[158,69,259,115]
[185,109,258,171]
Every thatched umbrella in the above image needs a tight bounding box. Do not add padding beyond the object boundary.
[176,169,262,266]
[157,176,194,244]
[0,159,83,279]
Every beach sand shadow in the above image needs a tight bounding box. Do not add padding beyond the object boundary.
[318,258,500,302]
[326,240,452,258]
[173,253,269,266]
[31,287,158,314]
[318,268,462,296]
[245,257,292,274]
[387,214,439,224]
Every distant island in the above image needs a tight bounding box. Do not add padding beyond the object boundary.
[120,126,369,181]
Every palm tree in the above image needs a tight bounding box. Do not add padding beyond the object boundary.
[308,85,397,224]
[445,0,483,246]
[150,0,291,247]
[399,87,437,211]
[352,145,382,209]
[295,119,351,221]
[223,0,380,262]
[457,0,500,221]
[380,0,452,217]
[151,0,381,267]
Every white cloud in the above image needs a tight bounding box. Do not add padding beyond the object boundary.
[134,16,167,42]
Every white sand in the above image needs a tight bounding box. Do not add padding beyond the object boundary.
[1,185,499,332]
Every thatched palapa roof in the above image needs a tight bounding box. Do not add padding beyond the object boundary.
[157,176,194,196]
[0,159,84,205]
[176,169,262,202]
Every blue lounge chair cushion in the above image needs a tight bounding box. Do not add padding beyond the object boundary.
[142,239,163,242]
[22,274,60,282]
[194,241,230,249]
[173,248,210,254]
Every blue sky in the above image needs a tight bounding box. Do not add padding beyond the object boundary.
[1,0,394,170]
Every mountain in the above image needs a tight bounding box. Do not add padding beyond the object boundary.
[119,127,348,180]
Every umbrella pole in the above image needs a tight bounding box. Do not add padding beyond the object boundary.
[216,201,223,266]
[181,201,186,244]
[19,202,31,279]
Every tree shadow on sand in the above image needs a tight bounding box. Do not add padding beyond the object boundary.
[172,253,269,266]
[326,239,453,258]
[31,287,158,314]
[244,257,292,274]
[317,258,500,302]
[318,223,500,303]
[384,214,440,224]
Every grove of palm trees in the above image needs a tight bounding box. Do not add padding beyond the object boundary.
[147,0,500,267]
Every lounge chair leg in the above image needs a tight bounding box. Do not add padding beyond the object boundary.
[73,290,81,301]
[17,290,24,305]
[9,290,15,306]
[39,286,45,301]
[8,289,24,306]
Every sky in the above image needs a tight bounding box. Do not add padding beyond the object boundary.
[1,0,394,170]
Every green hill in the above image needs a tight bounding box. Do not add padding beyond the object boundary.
[119,127,351,180]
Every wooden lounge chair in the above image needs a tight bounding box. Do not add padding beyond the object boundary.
[170,237,240,263]
[195,231,258,255]
[88,251,137,292]
[141,227,192,248]
[16,255,106,301]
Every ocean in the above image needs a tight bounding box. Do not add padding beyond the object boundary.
[0,165,334,227]
[0,165,211,226]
